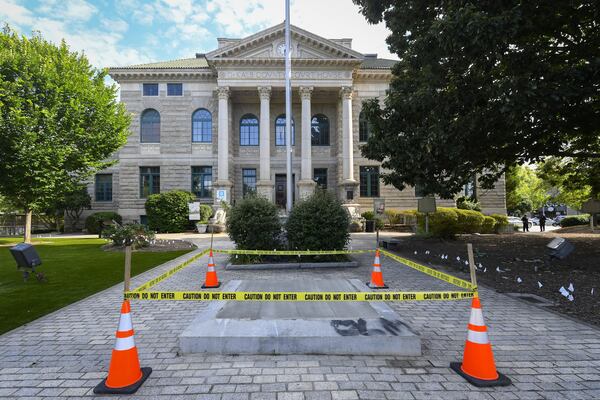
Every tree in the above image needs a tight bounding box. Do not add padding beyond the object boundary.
[505,165,549,215]
[0,27,130,242]
[353,1,600,198]
[537,157,598,209]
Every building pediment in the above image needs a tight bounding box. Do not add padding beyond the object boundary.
[206,23,364,62]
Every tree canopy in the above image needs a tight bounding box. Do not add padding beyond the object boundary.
[0,27,130,238]
[353,1,600,198]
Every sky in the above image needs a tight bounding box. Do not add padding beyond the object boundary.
[0,0,398,71]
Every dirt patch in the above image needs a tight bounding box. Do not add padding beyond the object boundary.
[391,232,600,326]
[102,239,197,252]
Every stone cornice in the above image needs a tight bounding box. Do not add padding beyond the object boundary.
[211,58,363,68]
[108,68,216,81]
[354,69,394,80]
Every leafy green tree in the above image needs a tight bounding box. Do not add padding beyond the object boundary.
[0,27,130,242]
[505,165,549,215]
[353,1,600,198]
[537,157,598,209]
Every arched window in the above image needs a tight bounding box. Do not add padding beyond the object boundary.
[359,110,370,142]
[311,114,329,146]
[275,114,295,146]
[192,109,212,143]
[240,114,259,146]
[141,109,160,143]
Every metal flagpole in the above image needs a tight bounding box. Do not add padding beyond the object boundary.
[285,0,293,213]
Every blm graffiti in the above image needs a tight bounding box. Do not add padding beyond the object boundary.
[331,318,411,336]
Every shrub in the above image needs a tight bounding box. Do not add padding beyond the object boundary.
[490,214,509,232]
[456,196,482,211]
[384,209,403,225]
[560,214,590,227]
[226,195,281,250]
[481,216,496,233]
[455,209,485,233]
[198,204,213,223]
[286,190,350,250]
[417,207,459,238]
[102,223,155,249]
[361,211,375,220]
[145,190,195,233]
[85,211,122,234]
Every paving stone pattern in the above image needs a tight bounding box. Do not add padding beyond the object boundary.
[1,235,599,399]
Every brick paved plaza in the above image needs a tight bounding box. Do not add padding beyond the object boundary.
[1,235,599,399]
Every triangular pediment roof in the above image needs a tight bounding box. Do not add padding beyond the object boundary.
[206,23,364,61]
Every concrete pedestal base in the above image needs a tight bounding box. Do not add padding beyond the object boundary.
[297,179,317,200]
[179,279,421,356]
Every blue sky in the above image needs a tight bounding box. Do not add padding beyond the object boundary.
[1,0,396,70]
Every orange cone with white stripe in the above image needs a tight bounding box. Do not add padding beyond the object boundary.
[450,296,511,387]
[202,249,221,288]
[94,300,152,394]
[366,249,388,289]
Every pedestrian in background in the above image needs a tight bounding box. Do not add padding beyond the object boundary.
[539,214,547,232]
[521,215,529,232]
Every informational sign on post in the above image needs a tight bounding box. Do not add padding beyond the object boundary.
[216,189,227,203]
[581,199,600,232]
[188,202,200,221]
[417,197,437,234]
[374,198,385,215]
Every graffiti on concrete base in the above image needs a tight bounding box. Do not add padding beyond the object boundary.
[330,318,410,336]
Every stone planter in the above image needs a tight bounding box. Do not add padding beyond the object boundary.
[196,223,208,233]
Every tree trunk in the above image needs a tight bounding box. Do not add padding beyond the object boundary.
[24,209,32,244]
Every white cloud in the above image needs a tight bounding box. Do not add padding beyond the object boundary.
[101,17,129,33]
[62,0,97,21]
[0,0,35,26]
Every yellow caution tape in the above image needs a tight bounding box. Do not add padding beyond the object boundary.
[132,248,210,292]
[213,249,373,256]
[379,249,473,290]
[125,290,475,302]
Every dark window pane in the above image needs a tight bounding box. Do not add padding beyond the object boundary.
[140,167,160,198]
[242,168,257,197]
[141,109,160,143]
[95,174,112,202]
[167,83,182,96]
[275,114,295,146]
[313,168,328,189]
[359,111,370,142]
[240,114,259,146]
[191,166,213,198]
[415,184,426,198]
[192,109,212,142]
[311,114,329,146]
[360,166,379,197]
[143,83,158,96]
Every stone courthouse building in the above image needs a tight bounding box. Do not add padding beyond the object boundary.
[91,23,506,223]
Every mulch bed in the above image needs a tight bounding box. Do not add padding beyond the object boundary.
[391,232,600,327]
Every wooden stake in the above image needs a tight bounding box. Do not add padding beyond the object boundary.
[124,245,132,292]
[467,243,478,291]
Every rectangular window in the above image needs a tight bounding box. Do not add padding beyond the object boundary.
[95,174,112,202]
[191,166,213,198]
[143,83,159,96]
[414,183,426,198]
[360,166,380,197]
[140,215,148,226]
[313,168,328,190]
[242,168,257,197]
[167,83,182,96]
[140,167,160,198]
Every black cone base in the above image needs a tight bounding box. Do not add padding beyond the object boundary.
[202,281,221,289]
[450,362,511,387]
[366,282,389,289]
[94,367,152,394]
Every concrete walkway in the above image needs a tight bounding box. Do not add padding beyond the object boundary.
[1,235,599,399]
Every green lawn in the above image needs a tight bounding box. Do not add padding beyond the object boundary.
[0,238,192,334]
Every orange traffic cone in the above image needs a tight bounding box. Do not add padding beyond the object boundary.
[366,249,388,289]
[94,300,152,394]
[450,296,511,387]
[202,249,221,288]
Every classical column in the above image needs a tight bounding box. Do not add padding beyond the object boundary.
[215,86,232,204]
[340,86,358,202]
[257,86,273,201]
[298,86,316,199]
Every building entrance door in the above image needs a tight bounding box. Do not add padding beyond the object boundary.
[275,174,295,208]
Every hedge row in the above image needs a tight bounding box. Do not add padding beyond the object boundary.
[559,214,590,227]
[393,207,509,237]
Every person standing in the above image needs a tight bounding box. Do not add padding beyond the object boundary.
[539,214,547,232]
[521,215,529,232]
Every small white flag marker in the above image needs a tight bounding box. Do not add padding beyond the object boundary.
[483,267,487,272]
[538,281,543,288]
[517,277,522,283]
[568,283,574,292]
[568,295,574,302]
[559,287,569,297]
[592,288,595,295]
[465,260,469,266]
[456,256,461,261]
[414,251,418,255]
